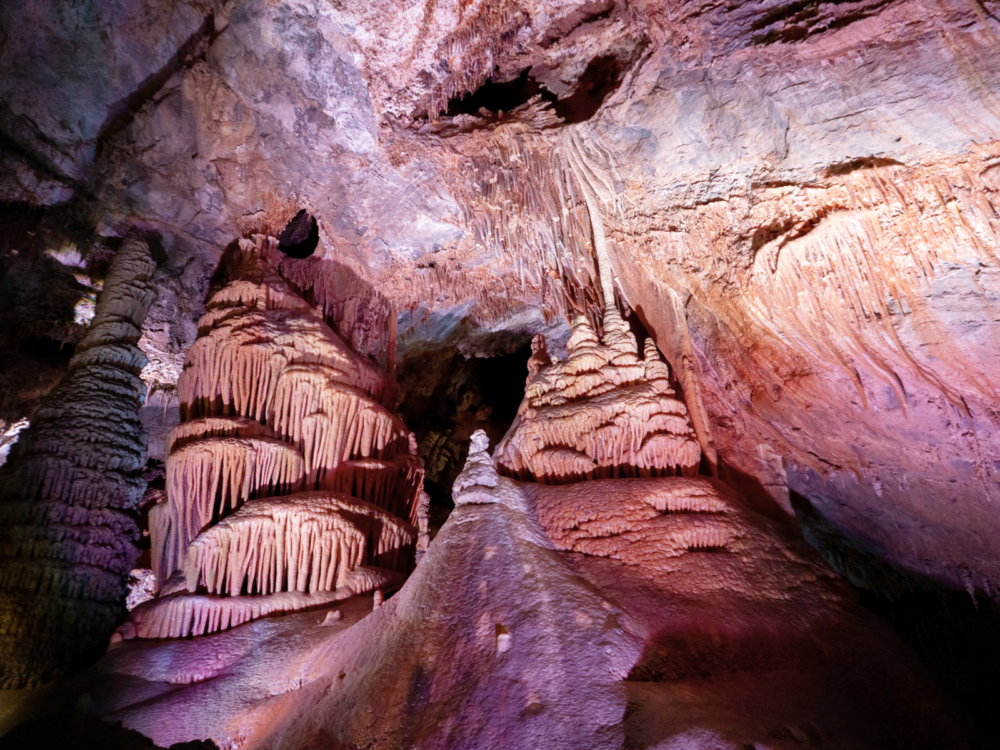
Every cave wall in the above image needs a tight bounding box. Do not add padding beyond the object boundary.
[1,0,1000,625]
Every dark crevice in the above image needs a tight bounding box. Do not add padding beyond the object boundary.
[824,156,905,177]
[750,0,893,46]
[750,0,819,32]
[0,202,46,256]
[446,69,552,118]
[750,219,797,255]
[0,715,219,749]
[791,490,1000,737]
[445,55,624,125]
[555,55,623,123]
[277,210,319,258]
[397,342,533,534]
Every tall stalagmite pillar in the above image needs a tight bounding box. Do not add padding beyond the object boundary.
[0,232,156,689]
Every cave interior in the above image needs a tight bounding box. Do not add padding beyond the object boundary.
[1,0,1000,748]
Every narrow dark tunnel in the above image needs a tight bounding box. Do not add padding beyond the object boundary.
[396,342,532,534]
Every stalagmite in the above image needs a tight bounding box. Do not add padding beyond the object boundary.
[494,130,702,485]
[496,316,701,483]
[0,231,156,688]
[132,234,422,638]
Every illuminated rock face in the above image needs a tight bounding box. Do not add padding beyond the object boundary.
[0,233,155,689]
[87,288,975,748]
[3,0,1000,598]
[120,237,422,640]
[2,0,1000,741]
[496,319,701,482]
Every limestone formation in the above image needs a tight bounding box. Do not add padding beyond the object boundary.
[0,232,156,689]
[179,492,414,597]
[120,566,401,640]
[495,319,701,482]
[85,417,974,750]
[495,141,701,483]
[3,0,1000,742]
[121,236,422,640]
[82,225,977,748]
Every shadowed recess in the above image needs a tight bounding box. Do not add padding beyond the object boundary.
[277,211,319,259]
[445,56,624,124]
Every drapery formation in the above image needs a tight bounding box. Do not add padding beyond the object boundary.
[495,317,701,483]
[0,232,156,688]
[124,235,422,639]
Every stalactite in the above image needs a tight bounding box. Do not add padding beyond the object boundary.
[154,436,305,587]
[276,254,398,379]
[407,108,603,332]
[178,241,391,423]
[319,453,424,522]
[117,565,401,640]
[135,234,423,638]
[497,316,701,484]
[0,231,156,688]
[180,492,414,597]
[165,416,278,455]
[268,364,410,484]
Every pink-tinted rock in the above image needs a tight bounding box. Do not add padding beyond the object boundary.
[86,445,975,748]
[127,236,422,640]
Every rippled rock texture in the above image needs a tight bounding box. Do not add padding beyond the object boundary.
[0,233,155,688]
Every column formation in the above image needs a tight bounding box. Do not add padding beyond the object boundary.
[0,233,156,688]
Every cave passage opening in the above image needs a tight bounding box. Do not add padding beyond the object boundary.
[445,55,623,124]
[396,341,534,533]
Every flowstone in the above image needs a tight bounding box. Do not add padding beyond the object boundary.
[116,236,422,641]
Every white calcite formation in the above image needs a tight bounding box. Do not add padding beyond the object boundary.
[496,137,701,484]
[0,232,156,688]
[495,318,701,483]
[120,566,401,640]
[122,236,422,640]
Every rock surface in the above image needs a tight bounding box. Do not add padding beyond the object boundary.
[2,0,1000,740]
[2,0,998,599]
[84,444,976,748]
